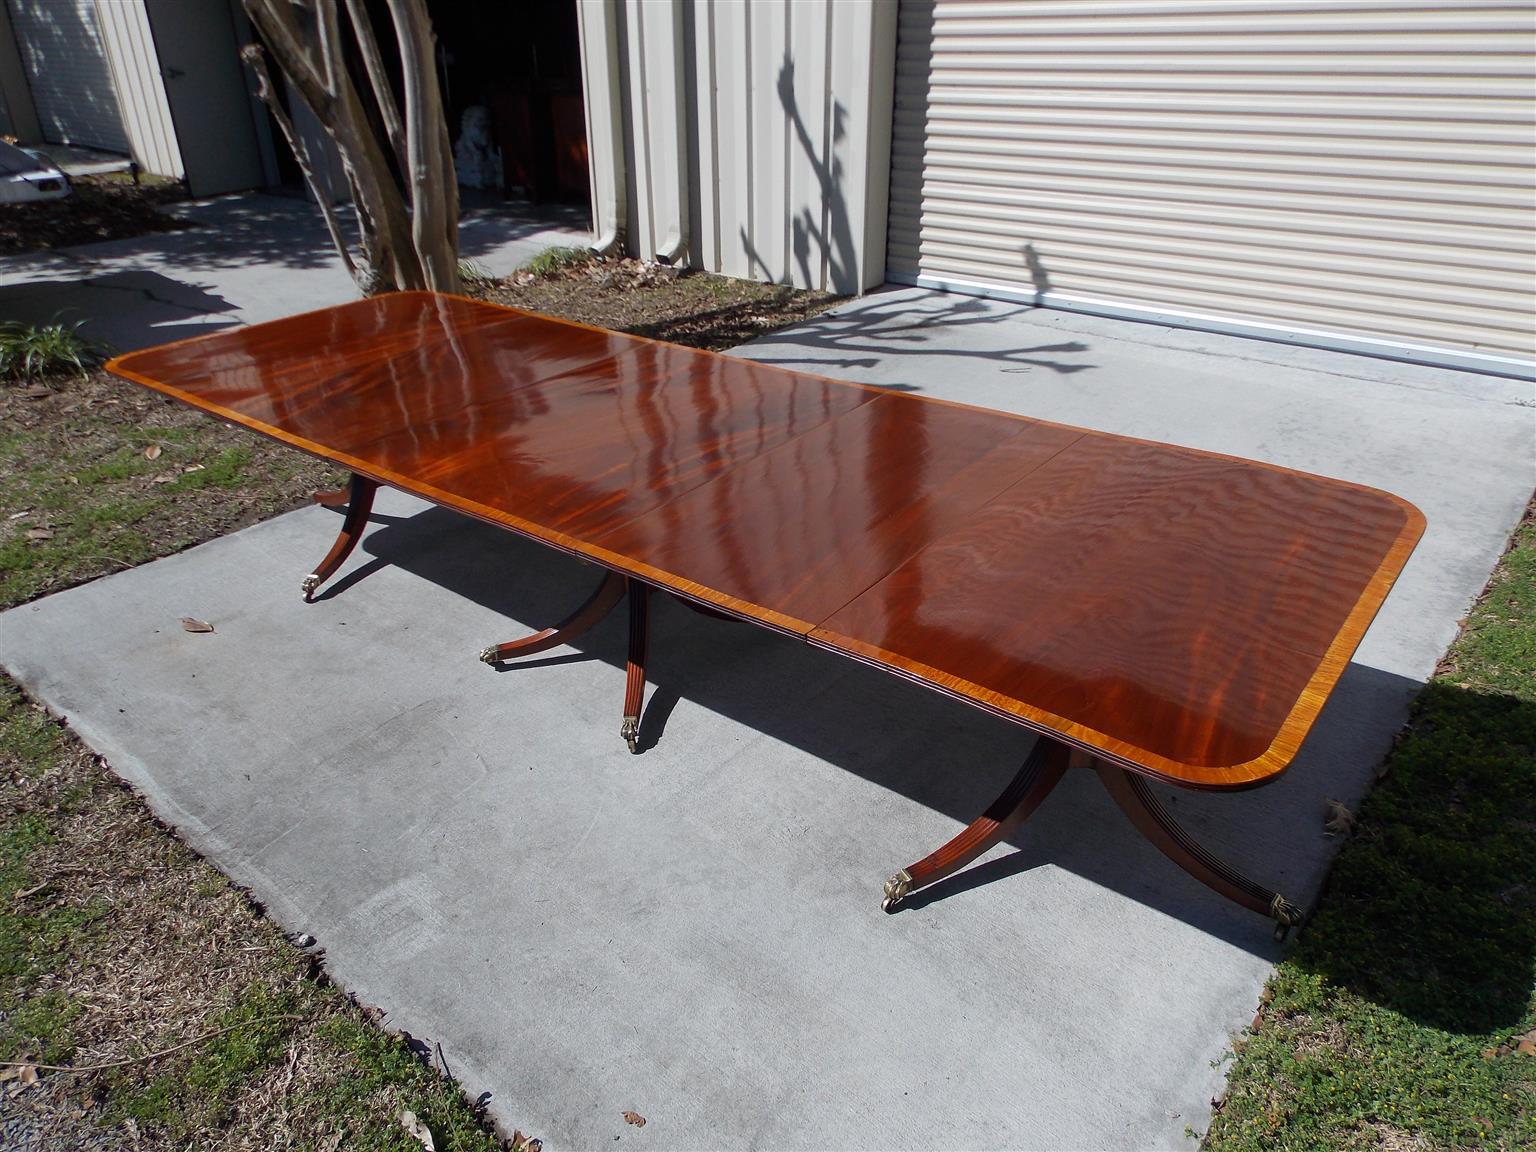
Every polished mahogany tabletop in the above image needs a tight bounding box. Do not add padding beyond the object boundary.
[108,292,1424,788]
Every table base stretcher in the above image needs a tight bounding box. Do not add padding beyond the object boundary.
[303,472,1306,940]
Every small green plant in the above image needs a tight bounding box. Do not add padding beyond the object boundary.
[523,244,593,277]
[457,257,493,287]
[0,320,105,383]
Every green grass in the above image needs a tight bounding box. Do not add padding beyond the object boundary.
[0,320,104,383]
[117,984,300,1135]
[0,687,97,1067]
[0,377,342,607]
[1205,507,1536,1151]
[521,245,592,277]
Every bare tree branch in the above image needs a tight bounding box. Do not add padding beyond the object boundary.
[343,0,408,173]
[241,43,360,286]
[241,0,328,111]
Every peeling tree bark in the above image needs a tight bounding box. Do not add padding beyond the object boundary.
[241,0,459,296]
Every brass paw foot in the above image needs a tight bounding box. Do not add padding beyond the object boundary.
[621,715,639,754]
[478,645,499,665]
[301,573,321,600]
[1270,893,1304,942]
[881,869,913,913]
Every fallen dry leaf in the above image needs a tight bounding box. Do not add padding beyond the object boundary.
[622,1110,647,1128]
[183,463,205,473]
[144,444,162,460]
[151,472,178,484]
[7,510,30,520]
[21,385,51,399]
[179,617,215,633]
[510,1131,543,1152]
[1517,1029,1536,1056]
[399,1109,436,1150]
[25,528,53,541]
[1323,799,1356,837]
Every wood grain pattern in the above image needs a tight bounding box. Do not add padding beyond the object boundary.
[107,291,1425,790]
[810,434,1424,787]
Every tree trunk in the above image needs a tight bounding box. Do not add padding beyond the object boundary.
[241,0,458,296]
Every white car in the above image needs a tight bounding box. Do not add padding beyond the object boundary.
[0,140,70,203]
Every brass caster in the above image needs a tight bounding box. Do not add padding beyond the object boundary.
[881,869,913,913]
[621,715,639,755]
[1270,893,1303,942]
[478,645,499,665]
[301,573,321,600]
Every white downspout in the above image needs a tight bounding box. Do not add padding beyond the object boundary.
[577,0,625,256]
[649,0,689,266]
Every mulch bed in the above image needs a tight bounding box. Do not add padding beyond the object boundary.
[476,257,840,351]
[0,176,193,255]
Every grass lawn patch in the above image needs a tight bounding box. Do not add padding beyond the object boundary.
[0,268,839,1147]
[0,371,344,607]
[1204,500,1536,1151]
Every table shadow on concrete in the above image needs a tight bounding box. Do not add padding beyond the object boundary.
[338,501,1424,959]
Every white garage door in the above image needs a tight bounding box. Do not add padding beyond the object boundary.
[887,0,1536,376]
[8,0,129,153]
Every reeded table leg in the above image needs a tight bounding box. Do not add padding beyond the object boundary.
[301,472,379,601]
[1095,763,1304,940]
[478,569,626,664]
[622,582,649,754]
[882,736,1070,911]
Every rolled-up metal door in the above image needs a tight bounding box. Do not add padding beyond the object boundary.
[7,0,129,153]
[887,0,1536,376]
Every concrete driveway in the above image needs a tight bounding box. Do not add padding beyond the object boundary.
[0,191,584,352]
[0,266,1531,1148]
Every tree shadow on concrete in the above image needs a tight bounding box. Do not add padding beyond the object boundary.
[737,290,1095,380]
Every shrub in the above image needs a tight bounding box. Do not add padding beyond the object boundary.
[0,321,104,383]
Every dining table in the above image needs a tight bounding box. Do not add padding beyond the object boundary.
[106,291,1425,937]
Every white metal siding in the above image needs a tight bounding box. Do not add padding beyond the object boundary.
[888,0,1536,373]
[583,0,896,293]
[7,0,128,152]
[688,0,896,292]
[94,0,181,178]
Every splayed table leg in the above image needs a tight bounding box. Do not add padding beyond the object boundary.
[301,472,379,601]
[1095,763,1304,940]
[881,736,1070,911]
[478,569,626,664]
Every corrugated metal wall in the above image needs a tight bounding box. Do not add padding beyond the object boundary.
[95,0,182,179]
[887,0,1536,373]
[7,0,128,152]
[583,0,897,294]
[0,0,42,140]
